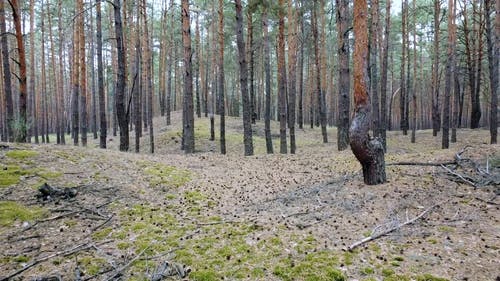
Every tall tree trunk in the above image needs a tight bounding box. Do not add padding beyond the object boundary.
[114,0,129,151]
[96,0,106,148]
[337,0,351,151]
[195,13,201,118]
[29,0,37,143]
[370,0,380,138]
[89,8,97,140]
[47,1,60,144]
[312,0,327,143]
[411,0,417,143]
[247,11,256,124]
[287,0,298,154]
[143,0,154,153]
[451,74,460,142]
[218,0,226,154]
[431,0,440,136]
[278,0,287,153]
[41,1,47,144]
[77,0,87,147]
[10,0,27,142]
[298,3,304,130]
[485,0,498,144]
[72,6,80,146]
[182,0,195,153]
[235,0,254,156]
[442,0,455,149]
[263,6,273,154]
[400,0,408,135]
[133,6,141,153]
[379,0,390,150]
[0,0,13,142]
[351,0,386,185]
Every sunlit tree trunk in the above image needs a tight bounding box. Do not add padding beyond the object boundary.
[350,0,386,185]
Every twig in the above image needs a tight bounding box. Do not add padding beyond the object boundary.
[347,200,447,251]
[91,215,114,232]
[386,161,456,167]
[0,242,95,281]
[440,164,477,187]
[104,246,150,281]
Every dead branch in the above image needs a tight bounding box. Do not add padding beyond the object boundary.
[347,200,447,251]
[0,242,95,281]
[387,161,457,166]
[104,245,150,281]
[440,164,477,187]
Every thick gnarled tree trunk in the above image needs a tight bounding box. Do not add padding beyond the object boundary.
[350,0,386,185]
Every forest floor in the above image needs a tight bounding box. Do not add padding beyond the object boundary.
[0,111,499,281]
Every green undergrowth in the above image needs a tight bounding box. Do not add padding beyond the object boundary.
[0,201,47,226]
[138,161,191,188]
[5,150,39,160]
[0,165,30,187]
[102,192,347,281]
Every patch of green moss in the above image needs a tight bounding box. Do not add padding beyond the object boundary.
[390,261,400,267]
[273,251,345,281]
[361,267,375,275]
[342,251,355,266]
[92,227,113,240]
[0,165,31,187]
[13,255,30,263]
[383,275,411,281]
[5,150,38,160]
[142,163,191,188]
[382,268,395,277]
[190,270,219,281]
[79,256,108,276]
[0,201,46,226]
[416,274,449,281]
[37,170,63,179]
[184,190,207,203]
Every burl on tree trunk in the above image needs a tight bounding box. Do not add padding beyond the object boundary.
[350,0,386,185]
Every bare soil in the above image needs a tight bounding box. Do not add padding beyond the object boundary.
[0,112,498,281]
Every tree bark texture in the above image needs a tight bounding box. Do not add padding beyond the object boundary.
[350,0,386,185]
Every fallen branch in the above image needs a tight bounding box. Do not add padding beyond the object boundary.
[440,164,476,187]
[0,242,95,281]
[104,245,150,281]
[347,200,447,251]
[387,161,456,167]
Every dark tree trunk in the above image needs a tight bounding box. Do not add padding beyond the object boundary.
[370,0,380,138]
[114,0,129,151]
[96,0,106,148]
[235,0,254,156]
[312,0,327,143]
[442,0,455,149]
[350,0,386,185]
[287,0,298,154]
[400,0,408,135]
[78,0,87,147]
[379,0,390,150]
[263,7,273,154]
[0,0,13,142]
[278,0,287,153]
[337,0,350,151]
[451,74,460,143]
[485,0,498,144]
[218,0,226,154]
[298,2,304,130]
[411,0,417,143]
[142,0,154,154]
[247,12,256,124]
[431,0,441,136]
[133,17,141,153]
[29,0,37,143]
[195,14,201,118]
[182,0,195,153]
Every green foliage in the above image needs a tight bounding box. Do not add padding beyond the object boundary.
[416,274,449,281]
[0,165,27,187]
[142,163,191,188]
[5,150,38,160]
[273,252,345,281]
[0,201,46,226]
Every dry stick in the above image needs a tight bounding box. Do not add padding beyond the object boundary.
[0,242,94,281]
[347,200,447,251]
[104,245,150,281]
[440,164,477,187]
[386,161,456,166]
